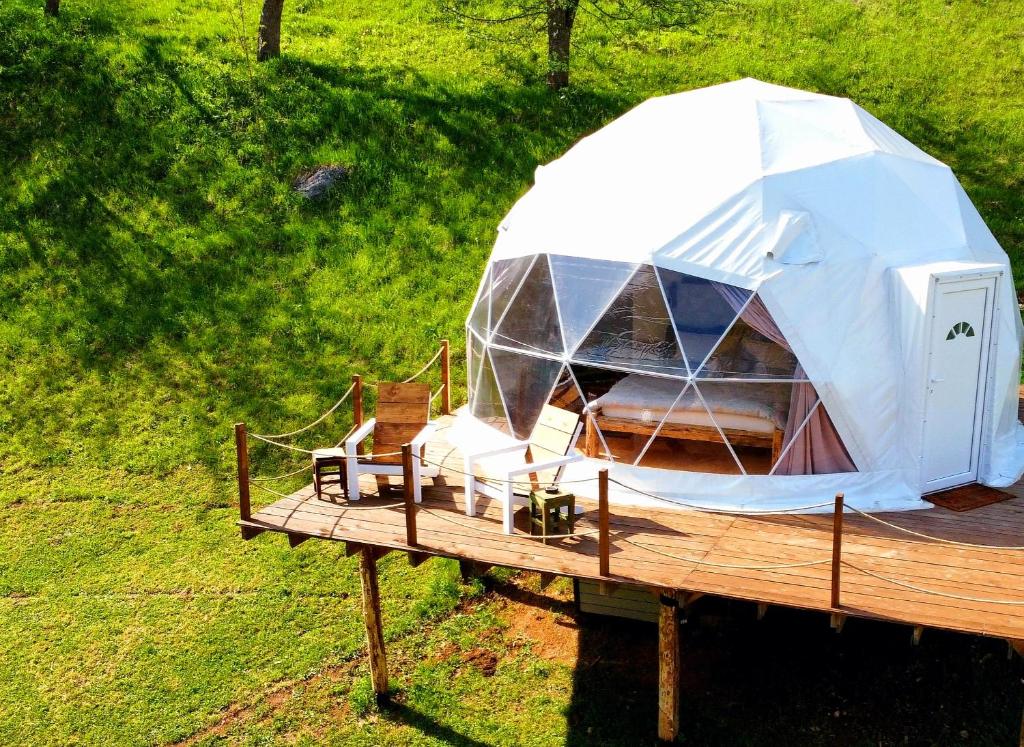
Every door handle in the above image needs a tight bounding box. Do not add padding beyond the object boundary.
[929,376,945,384]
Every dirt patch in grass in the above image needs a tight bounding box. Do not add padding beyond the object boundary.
[490,575,581,665]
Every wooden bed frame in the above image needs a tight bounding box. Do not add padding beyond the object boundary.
[583,411,784,464]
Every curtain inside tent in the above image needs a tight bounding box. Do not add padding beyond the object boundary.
[711,284,856,474]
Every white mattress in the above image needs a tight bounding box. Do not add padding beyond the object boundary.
[589,375,787,434]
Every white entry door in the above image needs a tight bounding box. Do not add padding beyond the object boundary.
[921,274,997,492]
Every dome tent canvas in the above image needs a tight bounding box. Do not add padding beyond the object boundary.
[453,78,1024,513]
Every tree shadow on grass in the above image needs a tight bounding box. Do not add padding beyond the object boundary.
[564,595,1023,745]
[0,8,631,474]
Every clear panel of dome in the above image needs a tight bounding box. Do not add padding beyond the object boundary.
[689,381,795,475]
[573,265,688,376]
[488,256,536,338]
[568,364,632,462]
[658,268,751,372]
[575,373,690,466]
[469,342,510,434]
[490,348,563,439]
[493,254,563,354]
[548,367,586,416]
[633,382,743,474]
[698,296,805,379]
[468,267,491,337]
[549,255,638,353]
[773,394,857,475]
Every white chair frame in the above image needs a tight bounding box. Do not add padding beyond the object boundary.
[463,438,583,535]
[345,419,440,502]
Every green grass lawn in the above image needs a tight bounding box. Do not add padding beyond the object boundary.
[1,0,1023,743]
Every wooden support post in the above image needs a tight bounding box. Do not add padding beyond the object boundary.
[352,375,364,456]
[358,546,389,704]
[287,533,308,548]
[402,444,417,547]
[440,339,451,415]
[539,572,556,590]
[757,602,768,621]
[234,423,251,522]
[658,594,681,743]
[831,492,845,610]
[911,625,924,646]
[599,468,610,578]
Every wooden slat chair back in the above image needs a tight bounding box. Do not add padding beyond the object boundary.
[367,382,431,465]
[523,404,583,489]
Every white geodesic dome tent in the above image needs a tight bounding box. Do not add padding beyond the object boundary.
[454,78,1024,512]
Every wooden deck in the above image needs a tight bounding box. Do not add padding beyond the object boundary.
[241,416,1024,643]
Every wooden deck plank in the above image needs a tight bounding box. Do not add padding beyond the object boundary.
[244,416,1024,641]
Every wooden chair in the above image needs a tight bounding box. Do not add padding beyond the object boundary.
[463,404,584,534]
[344,382,440,501]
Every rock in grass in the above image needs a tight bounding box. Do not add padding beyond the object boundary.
[292,165,348,199]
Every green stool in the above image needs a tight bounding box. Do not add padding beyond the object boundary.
[529,485,575,543]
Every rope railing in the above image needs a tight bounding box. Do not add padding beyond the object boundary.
[250,463,313,482]
[420,505,600,539]
[844,560,1024,606]
[617,536,832,570]
[417,455,835,516]
[844,504,1024,551]
[251,382,356,440]
[401,345,445,384]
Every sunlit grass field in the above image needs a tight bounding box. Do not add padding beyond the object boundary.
[1,0,1023,743]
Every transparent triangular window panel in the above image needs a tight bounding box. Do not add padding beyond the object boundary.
[773,394,856,475]
[490,348,563,439]
[549,255,638,353]
[568,364,634,462]
[658,268,751,373]
[468,267,491,337]
[697,295,805,380]
[487,255,537,340]
[626,381,742,474]
[573,265,688,376]
[493,254,563,355]
[468,339,510,434]
[689,381,793,475]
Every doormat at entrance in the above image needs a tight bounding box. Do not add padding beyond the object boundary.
[926,483,1015,512]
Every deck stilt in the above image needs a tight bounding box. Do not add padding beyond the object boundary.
[757,602,768,620]
[911,625,923,646]
[358,546,389,703]
[658,594,681,743]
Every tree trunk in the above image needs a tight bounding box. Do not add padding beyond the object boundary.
[546,1,577,90]
[256,0,285,62]
[44,0,60,16]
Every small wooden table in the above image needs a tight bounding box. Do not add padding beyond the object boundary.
[312,448,348,501]
[529,486,575,543]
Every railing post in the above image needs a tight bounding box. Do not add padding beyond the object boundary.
[831,492,845,609]
[402,443,417,547]
[599,468,610,577]
[234,422,251,522]
[440,339,451,415]
[352,374,364,455]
